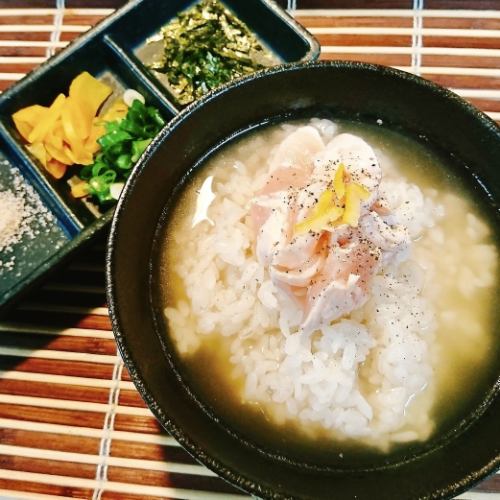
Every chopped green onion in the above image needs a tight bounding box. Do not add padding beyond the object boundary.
[116,154,132,170]
[79,97,165,207]
[131,138,152,162]
[91,162,107,178]
[98,129,133,149]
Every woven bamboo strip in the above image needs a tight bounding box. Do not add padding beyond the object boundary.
[0,324,114,339]
[295,9,500,18]
[0,444,215,476]
[0,470,246,500]
[0,418,179,446]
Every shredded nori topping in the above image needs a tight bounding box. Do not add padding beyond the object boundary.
[149,0,274,105]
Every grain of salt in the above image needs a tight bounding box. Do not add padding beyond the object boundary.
[0,162,59,271]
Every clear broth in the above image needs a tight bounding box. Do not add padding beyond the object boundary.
[159,119,499,466]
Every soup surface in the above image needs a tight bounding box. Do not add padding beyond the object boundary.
[160,118,498,458]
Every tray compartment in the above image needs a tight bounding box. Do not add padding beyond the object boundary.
[0,37,176,229]
[103,35,181,115]
[0,129,82,236]
[0,152,70,306]
[105,0,319,107]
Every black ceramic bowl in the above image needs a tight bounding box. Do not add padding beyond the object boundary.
[106,61,500,499]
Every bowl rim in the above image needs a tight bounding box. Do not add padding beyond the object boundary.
[106,60,500,500]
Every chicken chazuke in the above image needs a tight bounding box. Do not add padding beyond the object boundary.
[160,119,498,453]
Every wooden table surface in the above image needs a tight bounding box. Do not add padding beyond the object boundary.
[0,1,499,499]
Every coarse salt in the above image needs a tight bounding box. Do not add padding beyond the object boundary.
[0,161,59,271]
[0,189,25,251]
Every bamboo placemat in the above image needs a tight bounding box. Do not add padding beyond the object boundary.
[0,3,499,499]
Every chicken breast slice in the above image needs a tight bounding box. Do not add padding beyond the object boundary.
[270,126,325,173]
[301,236,381,331]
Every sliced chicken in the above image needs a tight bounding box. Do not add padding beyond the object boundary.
[359,211,409,253]
[255,202,289,267]
[271,247,326,288]
[250,127,408,333]
[260,167,310,195]
[269,126,324,173]
[301,237,381,331]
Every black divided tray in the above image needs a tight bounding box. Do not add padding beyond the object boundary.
[0,0,319,313]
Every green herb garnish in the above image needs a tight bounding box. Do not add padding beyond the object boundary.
[150,0,275,105]
[79,99,165,205]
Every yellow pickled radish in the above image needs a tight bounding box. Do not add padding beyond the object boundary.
[45,142,73,165]
[64,144,93,166]
[61,99,95,165]
[11,71,114,178]
[69,71,112,126]
[12,104,48,141]
[85,121,105,155]
[45,124,64,151]
[60,99,82,147]
[28,93,65,144]
[70,177,90,198]
[26,142,47,167]
[65,96,89,140]
[12,104,47,124]
[13,120,32,143]
[45,159,67,179]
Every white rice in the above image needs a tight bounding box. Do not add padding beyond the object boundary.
[164,119,498,449]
